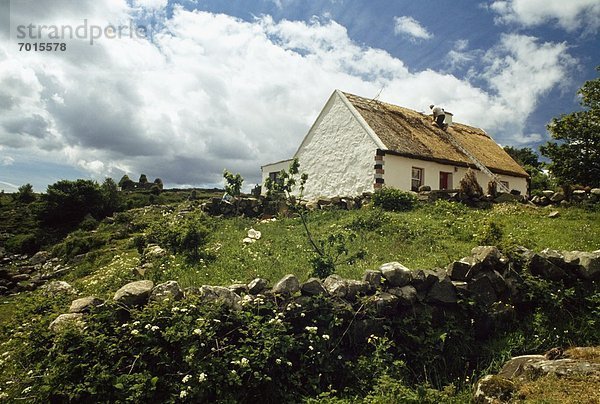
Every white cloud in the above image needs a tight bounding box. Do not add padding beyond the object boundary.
[393,16,433,40]
[0,2,578,188]
[489,0,600,32]
[1,156,14,166]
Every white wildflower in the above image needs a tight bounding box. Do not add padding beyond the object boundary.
[193,328,202,335]
[151,325,159,332]
[322,334,330,340]
[305,326,318,333]
[240,357,249,367]
[180,390,188,398]
[198,373,207,382]
[276,359,282,365]
[131,329,139,335]
[182,374,192,383]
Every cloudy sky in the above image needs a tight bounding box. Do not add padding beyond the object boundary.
[0,0,598,192]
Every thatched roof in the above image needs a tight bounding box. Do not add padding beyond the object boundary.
[343,92,528,178]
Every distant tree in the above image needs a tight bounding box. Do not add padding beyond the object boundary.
[150,184,162,196]
[40,179,104,227]
[540,67,600,187]
[153,178,164,190]
[118,175,135,191]
[139,174,148,184]
[16,183,36,204]
[503,146,542,169]
[223,170,243,197]
[503,146,554,192]
[100,178,122,216]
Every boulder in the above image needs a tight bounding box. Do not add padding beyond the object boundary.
[69,296,103,313]
[143,244,167,260]
[426,277,457,304]
[388,285,418,306]
[114,280,154,307]
[529,253,569,281]
[345,279,370,300]
[379,262,413,287]
[368,292,399,315]
[563,250,600,280]
[150,281,184,302]
[248,278,269,295]
[362,270,382,289]
[301,278,327,296]
[323,275,348,298]
[467,276,497,306]
[49,313,84,332]
[198,285,241,310]
[471,246,504,270]
[550,192,565,203]
[41,281,74,296]
[591,188,600,196]
[548,210,560,218]
[494,193,521,203]
[272,274,300,295]
[228,283,249,295]
[29,251,50,265]
[542,190,555,198]
[473,374,516,404]
[446,259,474,281]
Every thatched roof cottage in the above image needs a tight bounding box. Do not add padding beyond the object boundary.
[261,90,529,199]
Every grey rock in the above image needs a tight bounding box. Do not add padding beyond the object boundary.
[362,270,382,288]
[547,210,560,218]
[473,374,516,404]
[591,188,600,196]
[468,276,497,306]
[301,278,327,296]
[228,283,249,295]
[11,273,31,282]
[368,292,399,314]
[29,251,50,265]
[49,313,84,332]
[323,275,348,298]
[388,285,417,306]
[42,281,74,295]
[542,190,555,198]
[563,250,600,280]
[69,296,103,313]
[113,280,154,307]
[499,354,600,380]
[494,193,521,203]
[150,281,184,302]
[272,274,300,295]
[529,253,569,281]
[411,269,443,292]
[198,285,241,310]
[379,262,413,287]
[248,278,268,295]
[550,192,565,202]
[471,246,504,270]
[446,259,473,281]
[346,279,370,300]
[426,277,457,304]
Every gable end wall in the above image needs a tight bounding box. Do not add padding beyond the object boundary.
[295,92,379,199]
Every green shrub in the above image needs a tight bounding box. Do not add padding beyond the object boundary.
[373,188,418,212]
[5,233,40,254]
[147,215,212,262]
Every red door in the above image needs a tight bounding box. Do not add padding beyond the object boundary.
[439,172,451,190]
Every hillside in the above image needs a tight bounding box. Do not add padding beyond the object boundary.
[0,196,599,402]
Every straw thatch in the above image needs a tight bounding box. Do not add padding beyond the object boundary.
[343,92,528,178]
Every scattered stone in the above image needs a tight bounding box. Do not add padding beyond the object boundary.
[247,228,261,240]
[242,237,256,244]
[548,210,560,218]
[446,259,473,281]
[494,193,521,203]
[345,279,370,300]
[228,283,249,295]
[467,276,497,306]
[49,313,84,332]
[272,274,300,295]
[69,296,103,313]
[388,285,418,306]
[41,281,74,295]
[198,285,241,310]
[248,278,268,295]
[529,253,569,281]
[323,275,348,298]
[301,278,327,296]
[369,292,399,314]
[591,188,600,196]
[542,190,555,198]
[114,280,154,307]
[29,251,50,265]
[550,192,565,203]
[563,250,600,280]
[426,277,457,304]
[471,246,504,270]
[379,262,413,287]
[363,270,382,289]
[150,281,184,302]
[473,374,516,404]
[144,244,167,260]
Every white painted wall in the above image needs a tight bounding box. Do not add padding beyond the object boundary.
[384,154,528,195]
[294,92,379,199]
[261,159,293,194]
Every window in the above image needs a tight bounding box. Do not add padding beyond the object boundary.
[411,167,424,191]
